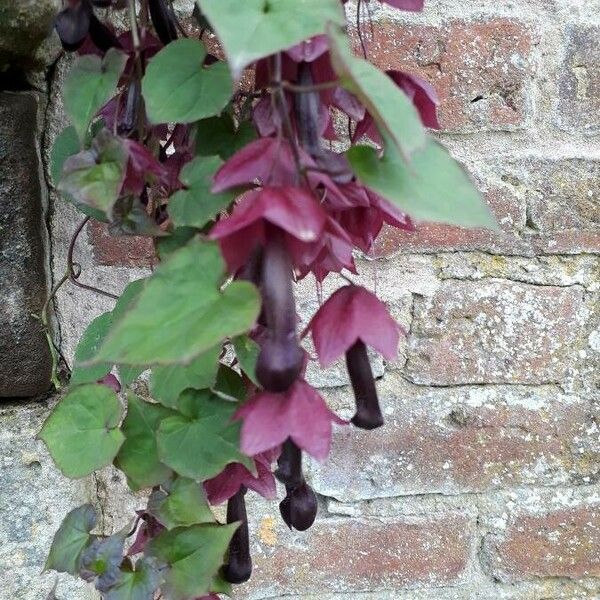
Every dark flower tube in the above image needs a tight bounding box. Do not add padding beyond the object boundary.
[118,80,141,137]
[279,481,318,532]
[55,1,92,52]
[345,340,384,430]
[89,14,122,53]
[148,0,178,46]
[255,227,303,392]
[223,486,252,584]
[275,438,303,488]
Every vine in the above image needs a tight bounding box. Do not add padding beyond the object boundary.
[41,0,496,598]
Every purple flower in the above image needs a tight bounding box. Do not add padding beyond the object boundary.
[235,380,345,461]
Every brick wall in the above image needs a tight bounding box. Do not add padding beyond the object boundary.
[2,0,599,598]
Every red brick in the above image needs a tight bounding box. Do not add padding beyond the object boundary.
[362,19,533,131]
[407,280,587,385]
[558,25,600,134]
[312,380,596,500]
[88,220,156,268]
[245,514,473,595]
[484,505,600,581]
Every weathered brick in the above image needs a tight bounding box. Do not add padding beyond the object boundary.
[558,25,600,134]
[511,159,600,254]
[310,377,597,500]
[406,280,587,385]
[244,512,473,595]
[88,220,156,268]
[484,504,600,581]
[363,19,533,131]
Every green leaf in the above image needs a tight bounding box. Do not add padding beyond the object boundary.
[156,227,197,260]
[328,25,426,159]
[70,312,113,386]
[142,39,232,124]
[146,523,238,600]
[213,364,246,401]
[64,48,128,140]
[195,114,257,160]
[347,135,498,229]
[197,0,345,77]
[114,395,175,491]
[79,532,125,591]
[105,558,162,600]
[168,156,234,228]
[157,389,253,480]
[51,126,80,185]
[232,335,259,385]
[150,344,221,409]
[46,504,97,575]
[58,129,127,218]
[95,240,260,366]
[148,477,214,529]
[114,280,148,385]
[39,384,125,478]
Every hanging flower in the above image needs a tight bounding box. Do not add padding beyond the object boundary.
[235,379,345,461]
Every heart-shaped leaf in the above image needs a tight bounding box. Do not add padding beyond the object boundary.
[95,240,260,366]
[150,344,221,409]
[45,504,97,575]
[157,389,253,480]
[347,134,498,229]
[168,156,234,228]
[64,48,128,140]
[114,395,175,491]
[197,0,344,78]
[142,39,232,124]
[148,477,214,529]
[146,523,238,600]
[39,384,125,478]
[104,558,162,600]
[70,312,113,386]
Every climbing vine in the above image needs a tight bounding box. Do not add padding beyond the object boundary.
[41,0,495,598]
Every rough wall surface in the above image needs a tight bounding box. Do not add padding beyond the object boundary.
[1,0,599,598]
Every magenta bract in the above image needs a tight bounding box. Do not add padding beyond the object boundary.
[305,285,402,367]
[235,380,345,461]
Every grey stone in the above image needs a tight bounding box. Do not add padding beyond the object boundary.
[558,25,600,135]
[0,0,60,71]
[0,399,94,600]
[0,92,52,397]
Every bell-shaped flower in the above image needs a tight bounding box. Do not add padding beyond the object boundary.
[305,285,401,367]
[235,379,345,461]
[203,450,278,505]
[209,186,328,273]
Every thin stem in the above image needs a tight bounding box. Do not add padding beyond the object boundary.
[273,54,304,186]
[128,0,141,52]
[281,80,338,93]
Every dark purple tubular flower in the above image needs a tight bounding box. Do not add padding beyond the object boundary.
[88,14,122,52]
[279,480,318,532]
[148,0,178,46]
[345,341,383,430]
[305,286,401,430]
[255,227,304,392]
[224,486,252,584]
[55,1,92,52]
[275,438,303,488]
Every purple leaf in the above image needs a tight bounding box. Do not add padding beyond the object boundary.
[305,285,402,367]
[235,380,345,461]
